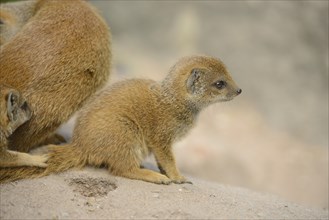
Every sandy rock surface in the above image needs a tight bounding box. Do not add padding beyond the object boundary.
[1,168,327,219]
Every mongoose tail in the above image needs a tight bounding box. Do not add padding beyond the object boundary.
[0,144,86,183]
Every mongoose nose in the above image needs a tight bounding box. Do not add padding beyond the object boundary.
[237,89,242,95]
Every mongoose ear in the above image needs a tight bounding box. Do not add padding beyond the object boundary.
[7,92,18,121]
[186,68,202,94]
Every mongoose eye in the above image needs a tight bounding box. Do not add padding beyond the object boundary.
[215,80,226,89]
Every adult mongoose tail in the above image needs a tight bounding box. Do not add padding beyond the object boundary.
[0,144,86,183]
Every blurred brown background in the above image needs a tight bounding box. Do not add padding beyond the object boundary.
[61,0,328,209]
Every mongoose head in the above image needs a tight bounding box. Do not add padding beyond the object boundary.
[0,85,32,137]
[164,55,241,108]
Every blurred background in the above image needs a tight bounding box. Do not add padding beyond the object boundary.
[3,0,325,210]
[85,0,328,209]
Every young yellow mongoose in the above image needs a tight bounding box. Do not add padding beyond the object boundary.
[0,84,48,168]
[0,0,111,152]
[0,55,242,184]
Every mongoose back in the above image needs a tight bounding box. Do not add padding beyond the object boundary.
[0,55,242,184]
[0,84,48,168]
[0,0,111,152]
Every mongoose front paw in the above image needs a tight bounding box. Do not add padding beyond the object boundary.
[154,175,172,185]
[170,176,192,184]
[41,133,66,146]
[30,154,49,168]
[51,133,66,144]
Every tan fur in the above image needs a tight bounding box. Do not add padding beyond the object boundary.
[0,84,48,168]
[0,0,36,46]
[0,0,111,152]
[0,55,241,184]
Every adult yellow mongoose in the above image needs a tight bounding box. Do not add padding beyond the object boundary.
[0,0,111,152]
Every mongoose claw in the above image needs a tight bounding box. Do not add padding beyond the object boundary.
[184,180,193,184]
[36,162,48,168]
[173,179,193,184]
[160,180,172,185]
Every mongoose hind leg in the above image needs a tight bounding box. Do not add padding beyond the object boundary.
[105,141,171,184]
[0,150,48,168]
[114,167,171,185]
